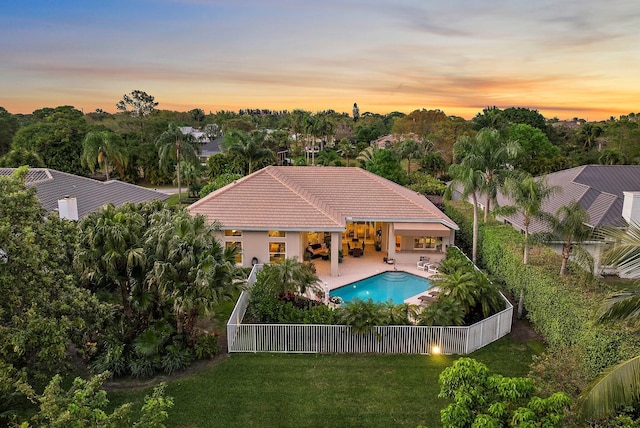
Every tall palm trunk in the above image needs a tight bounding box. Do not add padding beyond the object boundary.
[104,153,110,181]
[176,137,182,204]
[560,242,571,276]
[471,192,479,264]
[518,221,531,319]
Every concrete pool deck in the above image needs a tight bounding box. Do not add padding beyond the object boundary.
[312,245,444,293]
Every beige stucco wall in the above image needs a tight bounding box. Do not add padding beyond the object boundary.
[219,230,302,268]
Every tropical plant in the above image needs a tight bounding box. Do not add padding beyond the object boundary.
[397,139,421,176]
[454,128,521,222]
[445,163,484,263]
[16,371,172,427]
[546,201,593,276]
[498,172,560,317]
[382,301,417,325]
[579,222,640,420]
[146,210,242,345]
[337,138,356,166]
[337,298,387,334]
[438,358,570,427]
[257,257,320,297]
[75,203,147,319]
[499,172,561,265]
[417,296,465,326]
[81,130,128,180]
[222,129,274,174]
[155,123,199,203]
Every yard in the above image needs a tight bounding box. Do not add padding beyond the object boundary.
[108,330,542,428]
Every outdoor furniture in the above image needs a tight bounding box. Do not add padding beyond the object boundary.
[427,266,439,274]
[417,260,431,271]
[351,247,363,257]
[306,243,329,259]
[417,256,431,270]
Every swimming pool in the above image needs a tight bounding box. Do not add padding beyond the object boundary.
[329,271,432,304]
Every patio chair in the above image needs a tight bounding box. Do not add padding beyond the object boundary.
[351,247,363,257]
[417,257,431,270]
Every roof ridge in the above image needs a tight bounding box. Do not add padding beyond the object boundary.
[187,170,257,211]
[267,167,344,226]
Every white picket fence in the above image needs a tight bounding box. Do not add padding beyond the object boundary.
[227,263,513,355]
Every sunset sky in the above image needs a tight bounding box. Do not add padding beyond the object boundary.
[1,0,639,120]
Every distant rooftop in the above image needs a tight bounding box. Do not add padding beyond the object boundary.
[0,168,169,219]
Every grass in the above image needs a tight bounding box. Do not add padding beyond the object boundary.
[108,336,541,427]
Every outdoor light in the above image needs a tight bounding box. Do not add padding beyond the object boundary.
[431,345,441,355]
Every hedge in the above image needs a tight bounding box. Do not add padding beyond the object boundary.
[445,200,640,377]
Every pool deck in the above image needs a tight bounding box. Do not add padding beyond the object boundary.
[312,245,444,303]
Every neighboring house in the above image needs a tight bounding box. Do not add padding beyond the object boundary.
[371,133,421,149]
[188,166,458,277]
[180,126,223,162]
[0,168,169,220]
[452,165,640,275]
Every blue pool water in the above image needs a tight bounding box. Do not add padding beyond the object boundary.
[329,271,432,304]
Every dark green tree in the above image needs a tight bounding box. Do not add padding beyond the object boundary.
[222,130,274,174]
[364,148,407,185]
[81,130,128,180]
[0,106,20,156]
[156,123,199,203]
[439,358,570,427]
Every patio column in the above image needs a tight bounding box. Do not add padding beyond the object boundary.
[330,232,340,277]
[387,225,396,259]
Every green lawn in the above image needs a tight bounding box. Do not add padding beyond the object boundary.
[109,336,541,427]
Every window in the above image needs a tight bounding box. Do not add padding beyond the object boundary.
[268,230,286,237]
[269,242,286,263]
[414,237,436,249]
[225,241,242,265]
[224,229,242,237]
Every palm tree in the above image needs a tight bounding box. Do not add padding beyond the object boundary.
[258,257,320,297]
[500,172,561,265]
[433,267,478,313]
[578,222,640,420]
[337,138,356,166]
[337,298,386,334]
[155,123,199,204]
[81,130,127,181]
[146,211,241,344]
[316,149,341,166]
[546,201,592,276]
[74,203,147,319]
[454,128,521,223]
[223,130,273,175]
[445,163,484,263]
[397,139,421,176]
[499,172,561,317]
[418,296,465,326]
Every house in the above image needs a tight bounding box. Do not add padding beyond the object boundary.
[0,168,169,220]
[180,126,223,162]
[187,166,458,277]
[453,165,640,275]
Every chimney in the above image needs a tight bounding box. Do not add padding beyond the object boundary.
[622,191,640,224]
[58,196,79,221]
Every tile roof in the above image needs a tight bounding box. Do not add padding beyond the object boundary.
[188,166,458,231]
[498,165,640,233]
[0,168,169,219]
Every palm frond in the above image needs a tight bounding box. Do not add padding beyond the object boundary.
[579,355,640,420]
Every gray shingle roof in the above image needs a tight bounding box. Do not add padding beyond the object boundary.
[498,165,640,233]
[0,168,169,219]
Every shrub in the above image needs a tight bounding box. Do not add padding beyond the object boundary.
[194,334,219,360]
[444,199,640,392]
